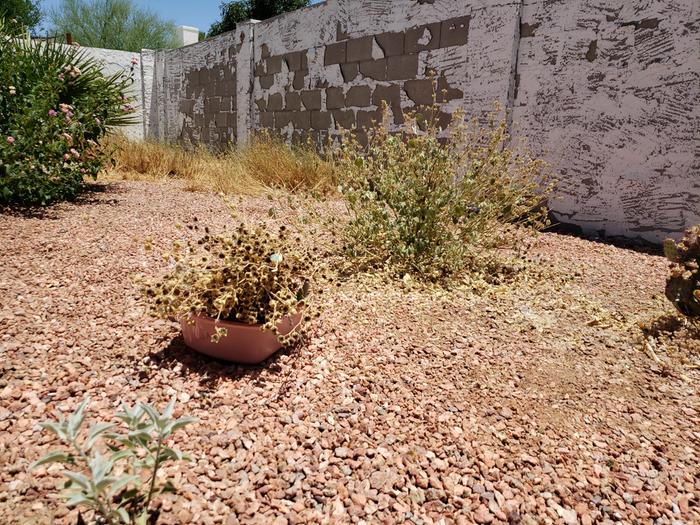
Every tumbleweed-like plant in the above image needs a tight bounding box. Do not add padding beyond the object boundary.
[141,221,319,346]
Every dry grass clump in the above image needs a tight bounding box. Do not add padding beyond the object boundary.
[104,133,336,195]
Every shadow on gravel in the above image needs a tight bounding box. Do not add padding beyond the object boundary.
[0,182,125,220]
[148,334,304,396]
[546,219,664,257]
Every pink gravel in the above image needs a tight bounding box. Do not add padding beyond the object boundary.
[0,181,698,524]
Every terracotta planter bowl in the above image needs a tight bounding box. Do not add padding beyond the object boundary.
[180,314,301,364]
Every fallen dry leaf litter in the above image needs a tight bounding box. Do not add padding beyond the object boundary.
[0,181,698,524]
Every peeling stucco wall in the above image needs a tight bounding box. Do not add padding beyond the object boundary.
[512,0,700,242]
[129,0,698,242]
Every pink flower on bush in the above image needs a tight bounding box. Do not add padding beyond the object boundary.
[8,86,16,95]
[58,73,65,81]
[95,117,101,125]
[63,153,71,161]
[48,109,57,117]
[7,136,15,144]
[131,56,139,65]
[70,148,80,159]
[62,132,73,144]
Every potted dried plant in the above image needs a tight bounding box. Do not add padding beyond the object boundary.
[141,223,317,364]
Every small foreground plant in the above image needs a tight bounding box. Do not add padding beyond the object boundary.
[31,398,196,525]
[333,103,552,282]
[141,219,321,346]
[664,225,700,319]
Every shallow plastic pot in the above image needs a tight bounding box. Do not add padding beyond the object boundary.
[180,314,301,364]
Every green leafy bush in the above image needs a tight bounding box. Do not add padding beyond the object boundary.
[334,106,552,282]
[31,398,196,525]
[664,225,700,318]
[0,19,136,205]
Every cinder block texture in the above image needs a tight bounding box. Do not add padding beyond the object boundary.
[142,0,698,242]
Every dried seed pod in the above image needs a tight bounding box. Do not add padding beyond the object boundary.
[664,225,700,318]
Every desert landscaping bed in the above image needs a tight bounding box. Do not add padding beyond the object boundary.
[0,181,698,524]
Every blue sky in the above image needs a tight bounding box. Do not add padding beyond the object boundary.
[40,1,321,34]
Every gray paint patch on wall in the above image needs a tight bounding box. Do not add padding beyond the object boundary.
[127,0,698,243]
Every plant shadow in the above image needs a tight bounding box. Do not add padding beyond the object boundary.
[147,333,306,394]
[0,181,125,219]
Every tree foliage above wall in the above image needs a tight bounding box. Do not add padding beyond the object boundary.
[209,0,310,37]
[0,0,42,31]
[49,0,178,52]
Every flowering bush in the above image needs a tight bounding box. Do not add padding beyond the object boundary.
[0,19,136,205]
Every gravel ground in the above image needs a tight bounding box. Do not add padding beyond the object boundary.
[1,181,698,525]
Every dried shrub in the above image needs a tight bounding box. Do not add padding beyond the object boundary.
[140,219,321,345]
[664,225,700,319]
[107,133,336,195]
[333,105,553,282]
[240,132,337,194]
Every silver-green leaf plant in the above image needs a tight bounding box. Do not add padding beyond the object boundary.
[31,398,197,525]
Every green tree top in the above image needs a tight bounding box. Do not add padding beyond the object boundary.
[0,0,42,31]
[49,0,178,52]
[209,0,310,37]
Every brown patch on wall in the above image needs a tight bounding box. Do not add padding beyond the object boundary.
[326,87,345,109]
[332,110,356,130]
[293,70,308,90]
[267,93,284,111]
[301,90,322,110]
[372,84,401,107]
[359,59,387,81]
[586,40,598,62]
[436,74,463,102]
[440,16,470,48]
[311,111,332,130]
[405,23,441,54]
[520,22,540,38]
[357,109,382,130]
[346,85,372,107]
[286,92,302,111]
[404,79,435,105]
[387,55,419,81]
[325,41,347,66]
[347,36,374,62]
[376,32,404,56]
[340,63,359,82]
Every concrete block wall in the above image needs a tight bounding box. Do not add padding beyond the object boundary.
[78,46,148,141]
[148,27,248,147]
[135,0,699,242]
[512,0,700,240]
[249,0,520,145]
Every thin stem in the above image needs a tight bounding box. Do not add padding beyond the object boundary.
[144,431,164,514]
[70,438,114,524]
